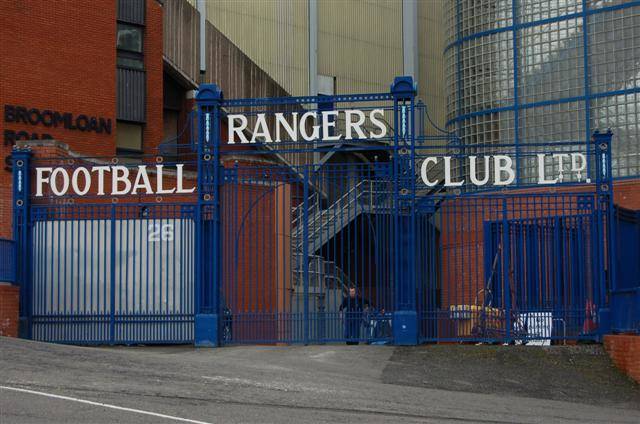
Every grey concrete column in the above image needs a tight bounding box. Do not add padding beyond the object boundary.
[402,0,418,83]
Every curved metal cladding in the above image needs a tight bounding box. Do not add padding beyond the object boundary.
[445,0,640,180]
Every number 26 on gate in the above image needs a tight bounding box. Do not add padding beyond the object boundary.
[148,223,174,242]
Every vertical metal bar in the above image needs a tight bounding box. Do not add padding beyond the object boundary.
[455,0,462,140]
[512,0,520,184]
[503,198,512,343]
[582,0,591,177]
[110,205,116,345]
[593,130,615,337]
[302,168,310,345]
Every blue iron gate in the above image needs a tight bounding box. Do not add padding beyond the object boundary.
[611,207,640,333]
[12,76,616,345]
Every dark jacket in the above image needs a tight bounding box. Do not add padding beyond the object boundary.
[339,296,369,313]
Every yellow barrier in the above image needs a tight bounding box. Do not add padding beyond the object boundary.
[449,305,505,337]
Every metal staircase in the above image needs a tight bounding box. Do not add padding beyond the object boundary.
[287,155,446,316]
[291,179,391,255]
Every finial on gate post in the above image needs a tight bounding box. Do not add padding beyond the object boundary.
[390,76,417,100]
[195,84,224,153]
[195,84,223,105]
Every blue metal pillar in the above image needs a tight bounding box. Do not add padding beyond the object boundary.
[194,84,224,347]
[12,147,32,338]
[391,76,418,345]
[593,130,615,337]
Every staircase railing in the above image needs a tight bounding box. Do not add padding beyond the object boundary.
[289,160,446,298]
[292,179,390,246]
[291,253,352,293]
[291,191,319,229]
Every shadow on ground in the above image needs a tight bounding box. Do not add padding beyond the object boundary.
[382,344,640,409]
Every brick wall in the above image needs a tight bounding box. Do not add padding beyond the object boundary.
[0,284,19,337]
[0,1,117,239]
[0,1,165,239]
[604,335,640,383]
[613,179,640,210]
[142,0,165,154]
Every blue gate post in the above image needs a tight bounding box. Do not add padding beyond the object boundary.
[194,84,224,346]
[593,130,615,337]
[12,147,32,338]
[391,76,418,345]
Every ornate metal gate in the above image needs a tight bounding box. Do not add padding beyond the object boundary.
[12,76,615,345]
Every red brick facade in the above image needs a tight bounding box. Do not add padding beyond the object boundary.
[604,335,640,383]
[0,284,19,337]
[0,0,164,239]
[613,179,640,210]
[0,1,165,324]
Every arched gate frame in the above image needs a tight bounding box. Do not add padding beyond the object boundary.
[12,76,616,346]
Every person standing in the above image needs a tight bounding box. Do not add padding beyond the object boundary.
[339,287,369,345]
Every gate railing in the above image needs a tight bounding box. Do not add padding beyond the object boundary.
[0,238,15,283]
[291,254,352,293]
[11,76,618,347]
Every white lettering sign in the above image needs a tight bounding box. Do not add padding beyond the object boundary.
[35,164,196,197]
[227,109,388,144]
[420,153,588,188]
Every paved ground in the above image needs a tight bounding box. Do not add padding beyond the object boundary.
[0,338,638,423]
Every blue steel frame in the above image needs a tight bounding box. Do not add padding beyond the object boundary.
[611,207,640,333]
[447,0,640,179]
[12,75,619,346]
[194,85,223,346]
[193,77,421,346]
[12,149,31,337]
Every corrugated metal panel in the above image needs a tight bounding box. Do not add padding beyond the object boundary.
[418,0,446,138]
[117,68,146,122]
[318,0,402,95]
[202,0,446,134]
[117,0,145,25]
[163,0,199,86]
[205,0,308,96]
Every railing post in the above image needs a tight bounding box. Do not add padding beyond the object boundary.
[593,129,614,337]
[502,198,512,344]
[110,204,116,344]
[12,147,32,339]
[194,84,223,347]
[391,76,419,345]
[303,168,310,344]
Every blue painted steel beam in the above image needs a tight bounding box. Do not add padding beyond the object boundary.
[221,93,392,108]
[445,86,640,129]
[194,84,223,347]
[12,148,31,339]
[391,76,418,345]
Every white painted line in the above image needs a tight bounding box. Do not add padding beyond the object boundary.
[0,385,214,424]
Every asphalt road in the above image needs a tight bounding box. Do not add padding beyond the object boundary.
[0,337,638,423]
